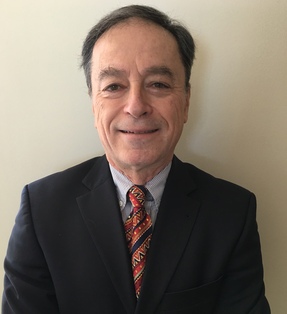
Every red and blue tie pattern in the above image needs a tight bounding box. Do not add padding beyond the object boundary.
[125,185,152,298]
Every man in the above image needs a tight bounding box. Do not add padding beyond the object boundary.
[2,5,270,314]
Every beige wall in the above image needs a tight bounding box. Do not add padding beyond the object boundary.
[1,0,286,312]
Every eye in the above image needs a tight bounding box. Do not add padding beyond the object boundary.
[103,84,122,92]
[152,82,170,89]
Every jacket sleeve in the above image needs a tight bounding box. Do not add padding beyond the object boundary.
[213,193,271,314]
[2,186,60,314]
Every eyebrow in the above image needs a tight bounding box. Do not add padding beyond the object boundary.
[98,67,126,82]
[97,65,175,82]
[144,66,175,81]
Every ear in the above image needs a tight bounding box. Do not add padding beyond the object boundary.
[183,86,191,123]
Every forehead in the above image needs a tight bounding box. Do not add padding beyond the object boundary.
[91,18,184,77]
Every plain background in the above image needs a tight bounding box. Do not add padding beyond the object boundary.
[1,0,286,312]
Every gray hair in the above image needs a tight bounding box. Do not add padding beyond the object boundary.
[81,5,195,95]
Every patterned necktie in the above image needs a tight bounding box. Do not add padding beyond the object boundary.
[124,185,152,298]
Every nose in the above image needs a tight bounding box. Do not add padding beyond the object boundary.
[124,85,151,118]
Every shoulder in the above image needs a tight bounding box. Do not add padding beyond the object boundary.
[27,155,107,196]
[172,156,254,202]
[171,157,257,239]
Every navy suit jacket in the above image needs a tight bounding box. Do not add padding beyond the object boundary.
[2,155,270,313]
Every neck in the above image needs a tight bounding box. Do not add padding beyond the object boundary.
[108,159,172,185]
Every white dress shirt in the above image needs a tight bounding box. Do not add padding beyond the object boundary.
[109,163,171,226]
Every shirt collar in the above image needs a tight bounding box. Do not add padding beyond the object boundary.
[109,163,171,210]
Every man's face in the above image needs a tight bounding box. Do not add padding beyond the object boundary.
[91,19,190,174]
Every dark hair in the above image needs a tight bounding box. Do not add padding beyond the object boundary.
[81,5,195,94]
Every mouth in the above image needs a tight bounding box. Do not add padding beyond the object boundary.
[120,129,158,134]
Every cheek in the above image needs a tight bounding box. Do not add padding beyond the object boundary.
[93,101,119,136]
[169,101,188,127]
[93,101,104,129]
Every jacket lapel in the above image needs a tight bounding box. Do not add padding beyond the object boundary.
[76,156,201,314]
[76,156,136,314]
[136,157,201,314]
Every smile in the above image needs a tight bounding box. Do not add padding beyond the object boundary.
[121,129,158,134]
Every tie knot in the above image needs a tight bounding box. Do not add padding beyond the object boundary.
[128,185,146,208]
